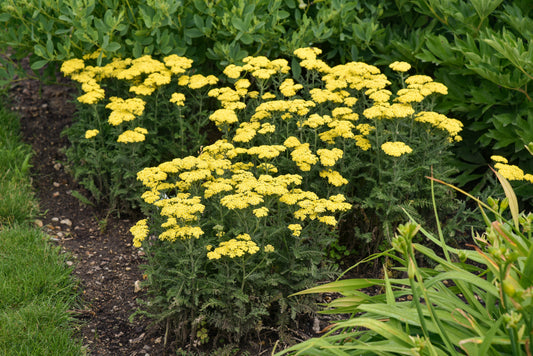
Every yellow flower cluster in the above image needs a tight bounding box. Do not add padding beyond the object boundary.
[128,48,459,259]
[381,141,413,157]
[206,233,260,260]
[61,53,217,145]
[130,219,149,248]
[117,127,148,143]
[491,156,533,183]
[85,129,99,139]
[415,111,463,142]
[106,97,146,126]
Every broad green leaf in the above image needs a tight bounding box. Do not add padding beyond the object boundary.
[290,279,383,296]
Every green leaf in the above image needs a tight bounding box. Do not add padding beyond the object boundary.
[290,278,383,296]
[30,60,49,70]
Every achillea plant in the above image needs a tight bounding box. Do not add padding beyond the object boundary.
[60,53,217,212]
[131,48,464,345]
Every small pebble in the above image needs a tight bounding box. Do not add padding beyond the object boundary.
[53,162,62,170]
[53,182,60,187]
[51,217,59,222]
[52,191,60,197]
[60,219,72,227]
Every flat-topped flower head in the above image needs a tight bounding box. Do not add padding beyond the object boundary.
[381,141,413,157]
[85,129,99,139]
[389,61,411,72]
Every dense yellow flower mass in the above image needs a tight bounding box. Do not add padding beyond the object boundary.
[94,47,461,260]
[207,234,260,260]
[117,127,148,143]
[85,129,99,139]
[381,141,413,157]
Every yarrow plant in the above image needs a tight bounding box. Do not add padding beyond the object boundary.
[130,48,464,345]
[60,53,218,211]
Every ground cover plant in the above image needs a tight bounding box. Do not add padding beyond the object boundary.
[277,171,533,355]
[0,101,82,355]
[122,48,470,348]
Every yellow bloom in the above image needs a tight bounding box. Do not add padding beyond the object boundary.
[77,89,105,104]
[293,47,322,60]
[319,169,348,186]
[163,54,193,75]
[491,155,508,164]
[264,244,275,253]
[207,234,259,259]
[389,61,411,72]
[381,141,413,157]
[224,64,244,79]
[317,148,344,166]
[253,207,269,218]
[85,129,99,139]
[130,219,149,248]
[117,129,147,143]
[61,58,85,75]
[209,109,239,126]
[279,78,303,97]
[494,163,524,181]
[288,223,302,237]
[247,145,287,159]
[170,92,186,106]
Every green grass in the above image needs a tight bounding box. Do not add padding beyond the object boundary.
[0,100,84,355]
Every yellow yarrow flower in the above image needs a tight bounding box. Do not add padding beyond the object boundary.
[85,129,99,139]
[317,148,344,166]
[491,155,508,164]
[319,169,348,187]
[494,163,524,181]
[207,234,260,259]
[209,109,239,126]
[61,58,85,75]
[253,207,269,218]
[117,127,148,143]
[389,61,411,72]
[264,244,275,253]
[381,141,413,157]
[170,92,186,106]
[288,224,302,237]
[130,219,149,248]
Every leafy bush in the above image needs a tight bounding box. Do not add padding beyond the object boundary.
[277,173,533,355]
[130,49,463,345]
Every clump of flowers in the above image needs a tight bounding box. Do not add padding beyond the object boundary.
[60,53,218,211]
[132,50,463,343]
[491,155,533,183]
